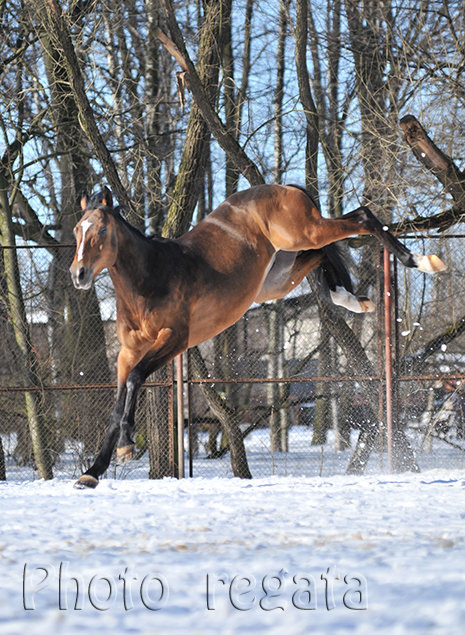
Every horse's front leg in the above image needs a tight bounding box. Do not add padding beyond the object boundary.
[74,384,128,489]
[74,328,188,489]
[115,363,147,464]
[116,334,190,462]
[74,346,143,489]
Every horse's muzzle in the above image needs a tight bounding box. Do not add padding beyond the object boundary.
[70,264,93,290]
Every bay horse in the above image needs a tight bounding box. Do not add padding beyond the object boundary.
[70,184,446,488]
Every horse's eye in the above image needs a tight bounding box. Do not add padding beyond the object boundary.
[98,226,107,236]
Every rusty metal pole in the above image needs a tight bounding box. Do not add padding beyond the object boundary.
[168,361,175,477]
[384,247,393,471]
[186,350,194,477]
[176,354,185,478]
[377,248,385,469]
[393,256,400,438]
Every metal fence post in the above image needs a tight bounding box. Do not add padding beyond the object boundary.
[384,247,394,471]
[176,353,185,478]
[186,350,194,478]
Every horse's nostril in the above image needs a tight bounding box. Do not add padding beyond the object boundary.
[78,266,86,282]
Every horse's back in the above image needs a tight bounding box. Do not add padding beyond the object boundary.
[180,184,322,346]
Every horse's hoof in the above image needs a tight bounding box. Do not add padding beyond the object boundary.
[116,444,135,464]
[358,297,375,313]
[330,287,375,314]
[414,253,447,273]
[74,474,99,489]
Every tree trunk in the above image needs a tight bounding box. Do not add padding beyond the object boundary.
[0,176,53,480]
[190,347,252,479]
[34,0,133,213]
[147,368,172,479]
[294,0,320,202]
[268,302,285,452]
[162,0,231,237]
[145,0,171,235]
[160,0,264,187]
[312,322,331,446]
[309,274,418,473]
[0,436,5,481]
[36,8,112,455]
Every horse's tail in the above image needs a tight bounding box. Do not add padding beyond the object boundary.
[319,243,375,314]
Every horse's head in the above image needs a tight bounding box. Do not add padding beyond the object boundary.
[69,187,118,290]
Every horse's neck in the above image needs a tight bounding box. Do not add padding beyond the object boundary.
[110,220,151,291]
[109,219,169,298]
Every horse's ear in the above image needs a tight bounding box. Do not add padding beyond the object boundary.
[80,193,89,211]
[101,187,113,208]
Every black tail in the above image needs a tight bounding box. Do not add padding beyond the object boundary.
[316,244,374,313]
[320,243,354,295]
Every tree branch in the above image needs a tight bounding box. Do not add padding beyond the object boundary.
[404,314,465,374]
[38,0,133,212]
[400,114,465,204]
[157,3,264,187]
[389,204,465,234]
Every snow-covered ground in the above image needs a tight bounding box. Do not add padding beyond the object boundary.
[5,425,465,482]
[1,467,465,634]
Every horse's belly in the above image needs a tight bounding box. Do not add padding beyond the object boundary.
[186,290,257,348]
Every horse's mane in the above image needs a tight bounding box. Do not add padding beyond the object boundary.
[112,206,149,239]
[85,190,153,243]
[112,205,170,246]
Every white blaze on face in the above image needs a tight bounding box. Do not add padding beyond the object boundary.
[77,219,93,262]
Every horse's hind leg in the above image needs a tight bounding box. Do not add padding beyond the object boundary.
[254,250,323,303]
[337,206,446,273]
[319,243,375,313]
[255,246,374,313]
[286,186,445,272]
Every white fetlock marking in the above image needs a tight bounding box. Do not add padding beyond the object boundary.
[330,287,374,313]
[413,253,447,274]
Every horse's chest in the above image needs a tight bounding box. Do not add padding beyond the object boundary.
[117,307,161,347]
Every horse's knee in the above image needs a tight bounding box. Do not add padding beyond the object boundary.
[127,367,144,392]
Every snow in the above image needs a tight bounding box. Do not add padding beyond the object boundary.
[2,470,465,634]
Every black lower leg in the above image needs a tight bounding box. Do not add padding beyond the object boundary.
[345,206,416,268]
[74,388,126,488]
[83,426,120,478]
[116,366,145,458]
[75,335,188,489]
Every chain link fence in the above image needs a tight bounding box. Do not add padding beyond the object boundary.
[1,236,464,482]
[392,234,465,470]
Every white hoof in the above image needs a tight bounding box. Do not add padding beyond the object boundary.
[413,253,447,273]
